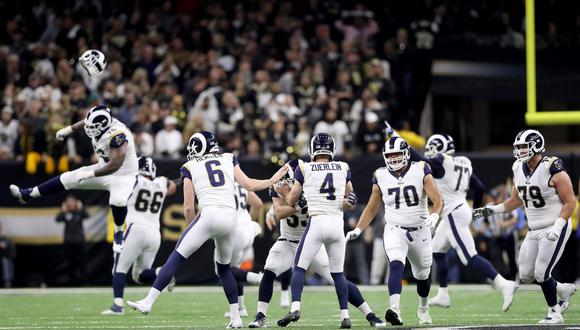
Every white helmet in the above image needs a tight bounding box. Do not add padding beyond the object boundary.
[84,105,112,139]
[79,49,107,76]
[425,134,455,158]
[138,156,157,178]
[513,129,545,163]
[186,131,220,160]
[383,137,410,171]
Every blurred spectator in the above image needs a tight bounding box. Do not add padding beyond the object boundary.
[188,88,220,134]
[264,119,292,163]
[117,92,141,127]
[393,120,426,149]
[334,6,379,48]
[0,106,18,159]
[356,112,383,154]
[313,107,351,158]
[155,116,183,159]
[55,195,88,286]
[294,117,312,156]
[0,222,16,288]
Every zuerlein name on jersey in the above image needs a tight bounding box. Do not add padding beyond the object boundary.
[190,153,223,161]
[310,163,342,171]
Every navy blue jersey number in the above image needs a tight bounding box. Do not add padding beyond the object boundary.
[234,185,248,210]
[387,185,419,209]
[134,190,164,213]
[320,173,336,200]
[287,207,309,228]
[517,185,545,208]
[205,160,225,187]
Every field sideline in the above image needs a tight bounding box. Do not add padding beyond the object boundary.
[1,285,579,329]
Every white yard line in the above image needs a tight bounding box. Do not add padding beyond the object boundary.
[0,284,545,295]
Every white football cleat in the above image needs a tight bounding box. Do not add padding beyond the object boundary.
[538,306,564,324]
[557,283,576,314]
[501,280,518,312]
[127,300,151,315]
[226,318,243,328]
[224,308,248,318]
[417,305,432,325]
[384,306,403,326]
[428,291,450,308]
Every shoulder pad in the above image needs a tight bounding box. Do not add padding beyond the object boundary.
[511,160,519,172]
[453,155,471,166]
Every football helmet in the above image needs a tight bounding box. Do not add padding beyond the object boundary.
[187,131,219,160]
[84,105,112,139]
[425,134,455,158]
[79,49,107,76]
[138,156,157,178]
[309,133,336,160]
[513,129,545,163]
[282,159,304,186]
[383,137,410,171]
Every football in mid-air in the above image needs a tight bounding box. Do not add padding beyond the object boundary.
[79,49,107,76]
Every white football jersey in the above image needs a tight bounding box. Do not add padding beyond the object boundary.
[296,161,350,217]
[181,153,237,211]
[91,119,138,176]
[512,156,566,230]
[434,154,473,215]
[374,161,431,227]
[126,175,169,229]
[234,182,253,225]
[269,186,309,241]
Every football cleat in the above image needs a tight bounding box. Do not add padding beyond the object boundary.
[126,300,151,315]
[113,231,124,253]
[248,312,267,328]
[277,310,300,327]
[428,291,451,308]
[224,308,248,318]
[384,307,403,326]
[557,283,576,314]
[226,318,243,329]
[538,306,563,324]
[501,280,518,312]
[365,313,387,328]
[340,318,351,329]
[101,304,124,315]
[9,184,32,204]
[417,305,432,325]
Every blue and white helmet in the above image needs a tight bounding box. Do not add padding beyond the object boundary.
[513,129,545,163]
[309,133,336,160]
[187,131,220,160]
[383,137,410,171]
[84,105,112,139]
[79,49,107,76]
[138,156,157,178]
[283,159,304,186]
[425,133,455,158]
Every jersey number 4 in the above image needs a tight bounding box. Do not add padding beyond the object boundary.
[387,185,419,209]
[320,173,336,200]
[517,185,545,208]
[135,190,163,213]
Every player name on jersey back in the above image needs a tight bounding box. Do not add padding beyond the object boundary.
[374,161,430,227]
[297,160,350,217]
[512,156,566,230]
[181,153,237,211]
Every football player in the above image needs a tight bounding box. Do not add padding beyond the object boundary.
[248,159,385,328]
[383,124,519,311]
[102,156,178,315]
[346,137,443,326]
[275,133,356,329]
[220,182,264,318]
[10,105,138,253]
[473,129,576,324]
[127,131,288,329]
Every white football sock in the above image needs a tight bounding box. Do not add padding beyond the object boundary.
[280,290,289,302]
[143,288,161,305]
[238,295,245,309]
[291,301,301,312]
[438,287,449,295]
[493,274,508,288]
[257,301,269,315]
[389,294,401,309]
[341,309,349,319]
[357,302,372,316]
[246,272,262,284]
[229,303,240,320]
[113,297,123,307]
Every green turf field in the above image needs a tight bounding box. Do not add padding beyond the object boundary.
[0,285,578,329]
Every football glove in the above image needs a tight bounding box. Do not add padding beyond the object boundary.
[346,227,362,241]
[383,120,400,140]
[56,126,73,142]
[546,217,566,241]
[346,191,358,208]
[472,204,505,220]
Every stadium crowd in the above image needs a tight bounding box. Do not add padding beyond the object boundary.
[0,0,573,173]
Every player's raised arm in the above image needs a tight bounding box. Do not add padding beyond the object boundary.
[234,163,289,191]
[473,183,524,219]
[345,184,381,240]
[247,191,264,221]
[55,120,85,141]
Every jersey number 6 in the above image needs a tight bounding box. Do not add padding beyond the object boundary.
[205,160,225,187]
